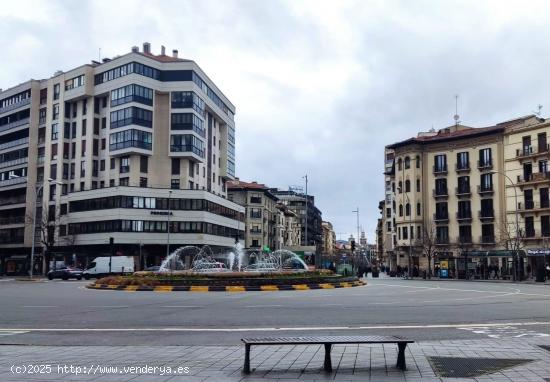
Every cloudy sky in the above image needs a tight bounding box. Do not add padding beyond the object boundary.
[1,0,550,242]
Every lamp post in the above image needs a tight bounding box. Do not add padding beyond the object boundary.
[167,190,172,260]
[490,170,520,282]
[30,178,61,279]
[352,208,360,250]
[303,175,308,246]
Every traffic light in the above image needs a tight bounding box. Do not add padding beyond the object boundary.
[351,240,356,252]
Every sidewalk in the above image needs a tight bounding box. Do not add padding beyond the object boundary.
[368,273,550,285]
[1,337,550,381]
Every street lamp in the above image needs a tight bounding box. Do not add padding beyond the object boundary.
[489,170,520,282]
[166,189,172,260]
[302,175,308,246]
[30,177,62,279]
[352,208,360,250]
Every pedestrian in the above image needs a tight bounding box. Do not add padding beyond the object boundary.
[526,264,532,279]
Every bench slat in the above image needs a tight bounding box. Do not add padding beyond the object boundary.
[242,335,414,345]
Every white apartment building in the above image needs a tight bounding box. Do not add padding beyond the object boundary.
[0,43,244,275]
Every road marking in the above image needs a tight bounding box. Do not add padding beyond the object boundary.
[161,306,203,308]
[0,330,29,337]
[1,321,550,332]
[89,306,129,308]
[22,306,58,308]
[244,305,283,308]
[458,325,550,339]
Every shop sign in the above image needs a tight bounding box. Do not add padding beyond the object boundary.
[527,248,550,256]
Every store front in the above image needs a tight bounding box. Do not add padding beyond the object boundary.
[526,248,550,281]
[461,250,525,280]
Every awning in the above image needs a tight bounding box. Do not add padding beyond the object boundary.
[462,250,526,258]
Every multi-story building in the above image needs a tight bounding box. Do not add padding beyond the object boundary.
[275,202,301,249]
[227,179,278,250]
[270,189,323,248]
[384,122,507,277]
[376,200,385,263]
[321,221,336,256]
[0,43,245,275]
[382,148,396,268]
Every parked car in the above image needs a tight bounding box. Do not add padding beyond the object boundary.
[83,256,135,279]
[47,267,83,280]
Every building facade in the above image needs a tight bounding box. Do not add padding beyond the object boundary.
[321,220,336,256]
[0,43,245,275]
[275,202,301,249]
[227,180,279,250]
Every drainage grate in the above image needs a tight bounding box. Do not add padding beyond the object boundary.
[428,357,533,378]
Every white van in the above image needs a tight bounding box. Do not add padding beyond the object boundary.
[83,256,135,279]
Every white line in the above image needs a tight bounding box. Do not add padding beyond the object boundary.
[244,305,283,308]
[161,306,203,308]
[88,306,129,308]
[1,321,550,332]
[22,306,58,308]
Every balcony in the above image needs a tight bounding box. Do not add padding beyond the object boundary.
[478,210,495,221]
[517,172,550,186]
[455,186,471,198]
[109,140,152,157]
[433,213,449,223]
[456,212,472,222]
[0,236,24,244]
[517,200,550,213]
[435,237,450,245]
[0,137,29,151]
[0,117,30,134]
[477,159,493,171]
[455,162,470,173]
[0,98,30,115]
[479,235,495,244]
[0,157,28,169]
[0,216,25,225]
[432,189,448,199]
[458,235,472,244]
[433,165,447,175]
[0,196,26,207]
[169,144,205,163]
[477,185,494,195]
[0,177,26,188]
[515,144,549,160]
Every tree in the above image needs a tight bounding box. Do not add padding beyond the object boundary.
[454,237,474,279]
[26,203,59,274]
[496,213,525,281]
[416,219,437,278]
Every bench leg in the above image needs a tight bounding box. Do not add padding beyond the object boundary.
[323,343,333,372]
[243,344,251,374]
[396,342,407,371]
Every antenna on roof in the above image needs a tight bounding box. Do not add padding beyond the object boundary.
[453,94,461,126]
[534,104,543,118]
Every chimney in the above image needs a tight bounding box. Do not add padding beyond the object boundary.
[131,46,139,53]
[172,49,178,58]
[143,42,151,54]
[161,45,166,55]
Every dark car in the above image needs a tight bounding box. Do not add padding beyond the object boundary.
[47,267,83,280]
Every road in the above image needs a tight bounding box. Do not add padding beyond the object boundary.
[1,278,550,345]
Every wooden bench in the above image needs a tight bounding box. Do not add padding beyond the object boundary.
[241,335,414,374]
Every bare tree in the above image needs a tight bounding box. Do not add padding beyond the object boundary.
[417,219,437,278]
[454,238,474,280]
[496,214,525,281]
[26,203,59,273]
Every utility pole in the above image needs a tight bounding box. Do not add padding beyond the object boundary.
[167,190,172,261]
[352,208,360,249]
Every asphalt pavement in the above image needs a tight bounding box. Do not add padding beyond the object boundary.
[1,277,550,346]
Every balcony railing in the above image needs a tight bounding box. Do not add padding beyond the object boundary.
[478,210,495,220]
[0,117,30,133]
[0,177,26,188]
[433,165,447,175]
[477,185,494,194]
[517,172,550,184]
[0,157,28,169]
[0,137,29,151]
[0,196,26,206]
[432,189,448,198]
[477,159,493,170]
[516,144,550,158]
[458,236,472,244]
[433,213,449,222]
[455,162,470,172]
[456,212,472,221]
[455,186,471,197]
[0,98,30,115]
[480,235,495,244]
[435,237,450,245]
[0,216,26,225]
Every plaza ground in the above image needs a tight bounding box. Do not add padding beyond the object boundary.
[1,278,550,380]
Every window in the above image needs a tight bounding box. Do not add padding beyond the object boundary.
[457,151,469,170]
[100,160,105,171]
[541,188,549,208]
[140,156,148,173]
[109,179,115,187]
[51,123,59,140]
[538,132,547,153]
[110,106,153,128]
[480,199,494,218]
[83,99,87,115]
[436,226,449,243]
[459,225,472,243]
[39,108,47,124]
[479,148,492,168]
[435,202,448,220]
[170,113,205,136]
[539,160,548,174]
[170,134,205,157]
[404,156,410,169]
[109,129,152,151]
[415,155,420,168]
[189,163,194,177]
[64,75,85,91]
[525,216,535,237]
[398,181,402,193]
[457,176,470,194]
[111,84,153,107]
[139,177,147,188]
[50,164,57,180]
[435,178,447,196]
[399,204,403,217]
[434,154,447,173]
[402,226,408,240]
[110,158,115,170]
[53,84,60,100]
[92,160,99,177]
[397,158,402,170]
[171,179,180,189]
[119,177,129,186]
[81,140,86,156]
[481,224,494,243]
[93,139,99,155]
[120,157,130,173]
[52,104,59,120]
[416,202,421,216]
[101,117,106,129]
[83,120,87,135]
[171,158,180,175]
[457,200,471,219]
[416,179,420,192]
[94,62,160,85]
[171,91,205,113]
[480,173,493,191]
[405,203,410,216]
[542,216,550,237]
[405,179,410,192]
[80,161,85,177]
[101,138,106,150]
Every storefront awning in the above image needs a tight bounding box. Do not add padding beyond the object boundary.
[463,250,526,258]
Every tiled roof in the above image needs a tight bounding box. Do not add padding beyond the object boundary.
[387,125,503,149]
[227,180,269,190]
[138,52,192,63]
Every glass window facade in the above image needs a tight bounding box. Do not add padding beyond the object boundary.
[170,113,205,136]
[109,129,152,151]
[111,84,153,107]
[110,107,152,129]
[170,134,205,157]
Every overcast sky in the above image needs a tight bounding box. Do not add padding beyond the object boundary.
[2,0,550,242]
